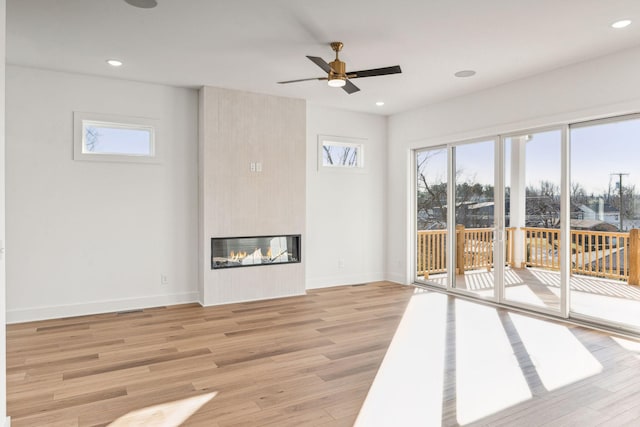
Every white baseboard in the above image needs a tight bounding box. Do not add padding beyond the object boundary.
[202,290,306,307]
[5,416,10,427]
[306,273,386,290]
[6,292,199,324]
[385,272,407,285]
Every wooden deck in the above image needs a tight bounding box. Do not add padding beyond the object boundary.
[420,267,640,329]
[6,281,640,426]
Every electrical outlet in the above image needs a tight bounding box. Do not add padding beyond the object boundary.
[256,162,262,172]
[338,259,345,269]
[250,162,256,172]
[161,274,168,285]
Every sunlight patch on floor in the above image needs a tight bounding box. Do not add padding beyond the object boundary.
[108,391,217,427]
[611,336,640,359]
[510,313,602,390]
[504,284,547,308]
[354,291,448,427]
[455,299,531,425]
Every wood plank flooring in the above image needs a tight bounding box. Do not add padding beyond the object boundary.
[6,281,640,426]
[6,282,414,426]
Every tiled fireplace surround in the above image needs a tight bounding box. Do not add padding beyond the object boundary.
[198,86,306,306]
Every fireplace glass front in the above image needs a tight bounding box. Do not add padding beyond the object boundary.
[211,235,301,269]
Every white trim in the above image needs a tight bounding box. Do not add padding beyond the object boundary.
[4,417,9,427]
[203,290,306,307]
[306,272,386,289]
[317,134,366,171]
[560,125,571,318]
[570,312,640,337]
[410,148,418,284]
[447,144,455,289]
[73,111,161,164]
[495,136,505,303]
[6,292,199,324]
[569,111,640,129]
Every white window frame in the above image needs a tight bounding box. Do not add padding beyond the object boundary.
[318,135,365,171]
[73,112,160,163]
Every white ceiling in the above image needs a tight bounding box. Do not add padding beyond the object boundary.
[7,0,640,115]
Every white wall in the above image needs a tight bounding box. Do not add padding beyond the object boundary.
[0,0,7,423]
[306,105,387,288]
[6,66,199,322]
[199,87,306,305]
[387,45,640,284]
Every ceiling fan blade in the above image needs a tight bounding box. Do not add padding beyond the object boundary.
[342,79,360,94]
[348,65,402,79]
[278,77,327,84]
[306,55,333,73]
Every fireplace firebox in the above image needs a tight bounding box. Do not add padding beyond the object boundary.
[211,235,301,269]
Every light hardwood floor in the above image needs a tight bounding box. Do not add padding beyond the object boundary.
[6,281,640,426]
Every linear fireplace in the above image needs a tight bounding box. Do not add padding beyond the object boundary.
[211,235,301,269]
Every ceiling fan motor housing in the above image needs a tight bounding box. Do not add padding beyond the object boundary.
[329,59,346,80]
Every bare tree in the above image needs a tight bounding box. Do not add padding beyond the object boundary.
[323,146,357,166]
[526,180,560,228]
[323,145,334,165]
[571,182,588,205]
[416,151,448,229]
[85,127,100,152]
[417,152,494,229]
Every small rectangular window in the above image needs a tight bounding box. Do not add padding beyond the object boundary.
[74,112,159,163]
[318,135,365,170]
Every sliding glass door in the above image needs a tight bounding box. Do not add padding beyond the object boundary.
[502,130,563,314]
[414,116,640,334]
[570,115,640,331]
[416,147,448,287]
[452,140,496,299]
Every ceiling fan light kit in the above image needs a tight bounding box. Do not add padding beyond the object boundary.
[327,77,346,87]
[278,41,402,94]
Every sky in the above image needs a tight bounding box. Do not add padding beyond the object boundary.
[85,125,152,155]
[418,116,640,197]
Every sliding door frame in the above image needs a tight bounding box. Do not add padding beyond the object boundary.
[413,116,640,335]
[567,113,640,334]
[446,137,499,302]
[413,144,449,288]
[413,126,571,318]
[495,125,570,318]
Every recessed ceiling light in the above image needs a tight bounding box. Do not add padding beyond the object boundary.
[611,19,632,29]
[376,101,385,106]
[124,0,158,8]
[106,59,123,67]
[454,70,476,78]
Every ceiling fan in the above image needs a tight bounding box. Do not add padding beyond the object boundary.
[277,42,402,94]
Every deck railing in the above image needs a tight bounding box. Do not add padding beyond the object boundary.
[568,229,630,280]
[417,227,507,278]
[417,229,447,278]
[522,227,560,270]
[417,226,640,284]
